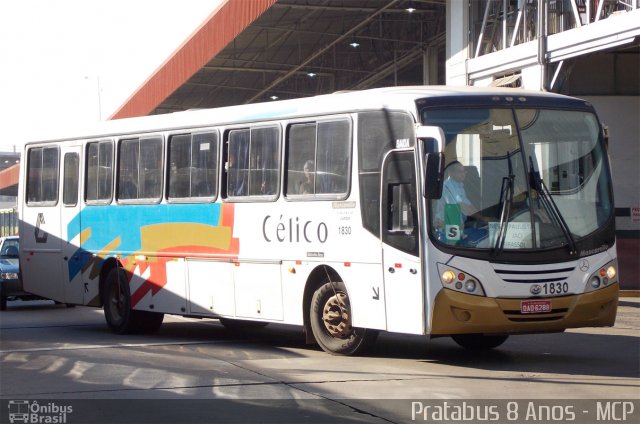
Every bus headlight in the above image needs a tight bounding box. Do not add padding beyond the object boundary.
[584,261,617,293]
[442,270,455,284]
[437,263,486,297]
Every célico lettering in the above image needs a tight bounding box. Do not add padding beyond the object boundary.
[263,215,328,243]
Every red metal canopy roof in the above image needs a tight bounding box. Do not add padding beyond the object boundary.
[110,0,278,119]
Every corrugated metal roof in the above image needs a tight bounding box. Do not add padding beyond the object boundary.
[111,0,448,118]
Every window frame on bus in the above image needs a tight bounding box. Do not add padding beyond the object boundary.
[62,151,80,207]
[115,134,164,205]
[85,139,114,206]
[166,128,220,203]
[25,144,61,207]
[222,124,282,202]
[284,116,353,201]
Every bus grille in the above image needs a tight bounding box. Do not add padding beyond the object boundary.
[492,264,577,322]
[492,265,575,284]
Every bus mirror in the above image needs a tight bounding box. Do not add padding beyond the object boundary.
[424,152,444,199]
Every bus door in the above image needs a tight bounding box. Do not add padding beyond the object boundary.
[21,145,64,302]
[380,151,424,334]
[60,146,82,304]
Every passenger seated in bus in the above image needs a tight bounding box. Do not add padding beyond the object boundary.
[433,161,488,245]
[299,160,315,194]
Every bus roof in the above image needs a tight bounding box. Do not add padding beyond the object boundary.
[23,86,583,145]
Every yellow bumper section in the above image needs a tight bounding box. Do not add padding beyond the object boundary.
[431,283,619,336]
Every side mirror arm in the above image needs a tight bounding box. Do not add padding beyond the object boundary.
[416,126,446,199]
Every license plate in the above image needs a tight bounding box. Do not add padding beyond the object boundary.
[521,300,552,314]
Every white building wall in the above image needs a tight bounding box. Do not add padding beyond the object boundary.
[584,96,640,232]
[445,0,468,86]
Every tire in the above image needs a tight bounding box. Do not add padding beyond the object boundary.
[0,295,7,311]
[219,318,268,331]
[451,334,509,350]
[309,280,378,355]
[137,310,165,333]
[103,267,164,334]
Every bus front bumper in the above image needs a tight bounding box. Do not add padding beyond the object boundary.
[430,283,619,336]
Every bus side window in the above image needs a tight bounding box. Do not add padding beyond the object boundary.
[225,127,280,199]
[168,131,219,201]
[118,139,139,200]
[63,152,79,206]
[286,124,315,196]
[286,119,351,198]
[168,134,191,199]
[26,148,43,204]
[317,120,351,195]
[86,140,113,203]
[226,130,250,197]
[388,183,415,233]
[192,131,219,198]
[117,137,163,202]
[139,138,163,200]
[249,127,280,197]
[382,153,418,256]
[357,111,414,237]
[26,146,60,205]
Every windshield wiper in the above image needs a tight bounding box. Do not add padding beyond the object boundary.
[528,156,577,255]
[492,152,515,256]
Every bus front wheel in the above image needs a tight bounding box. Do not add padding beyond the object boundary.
[451,334,509,350]
[309,280,377,355]
[103,268,164,334]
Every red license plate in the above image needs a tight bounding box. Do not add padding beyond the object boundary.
[521,300,552,314]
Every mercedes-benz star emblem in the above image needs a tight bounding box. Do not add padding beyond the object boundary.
[579,259,590,272]
[530,284,542,295]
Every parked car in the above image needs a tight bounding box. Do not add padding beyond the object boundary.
[0,236,27,310]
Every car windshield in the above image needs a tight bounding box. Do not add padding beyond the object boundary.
[422,107,613,253]
[1,239,19,257]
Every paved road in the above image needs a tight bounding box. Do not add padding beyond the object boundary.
[1,298,638,423]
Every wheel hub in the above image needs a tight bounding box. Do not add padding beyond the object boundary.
[322,292,351,338]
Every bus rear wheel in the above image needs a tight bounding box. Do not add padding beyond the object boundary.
[309,280,377,355]
[103,267,164,334]
[451,334,509,350]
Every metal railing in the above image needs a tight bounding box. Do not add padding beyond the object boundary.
[0,208,18,237]
[471,0,639,58]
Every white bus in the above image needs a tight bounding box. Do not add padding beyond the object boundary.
[18,86,618,354]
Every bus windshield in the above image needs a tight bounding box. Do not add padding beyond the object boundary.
[422,107,613,253]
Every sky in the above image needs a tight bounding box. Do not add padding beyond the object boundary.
[0,0,223,152]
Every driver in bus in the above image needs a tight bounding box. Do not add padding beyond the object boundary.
[433,160,488,246]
